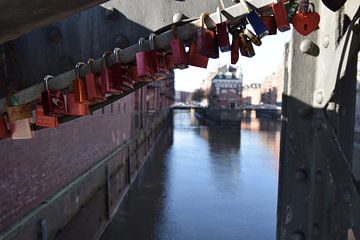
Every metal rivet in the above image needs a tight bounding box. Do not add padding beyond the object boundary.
[300,39,320,57]
[314,91,323,105]
[173,12,185,23]
[295,169,308,181]
[291,231,305,240]
[322,35,330,48]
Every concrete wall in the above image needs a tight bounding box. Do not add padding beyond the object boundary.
[0,76,174,239]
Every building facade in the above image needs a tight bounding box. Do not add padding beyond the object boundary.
[207,65,243,110]
[241,64,284,106]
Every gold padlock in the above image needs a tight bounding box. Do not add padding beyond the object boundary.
[239,32,256,58]
[243,29,262,46]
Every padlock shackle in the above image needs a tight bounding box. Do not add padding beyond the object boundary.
[138,38,145,52]
[43,75,54,91]
[75,62,85,79]
[199,12,211,29]
[114,47,122,63]
[102,51,111,68]
[88,58,94,73]
[149,33,157,50]
[171,25,178,39]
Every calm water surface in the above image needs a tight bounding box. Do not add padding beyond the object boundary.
[102,110,281,240]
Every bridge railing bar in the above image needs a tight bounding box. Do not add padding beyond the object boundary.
[0,0,278,114]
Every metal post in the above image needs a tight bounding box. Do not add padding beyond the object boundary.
[276,0,360,239]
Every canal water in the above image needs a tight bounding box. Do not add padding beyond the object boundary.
[102,110,281,240]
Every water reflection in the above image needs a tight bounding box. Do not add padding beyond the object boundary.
[102,110,280,240]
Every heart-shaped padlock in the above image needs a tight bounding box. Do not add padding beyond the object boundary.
[292,11,320,36]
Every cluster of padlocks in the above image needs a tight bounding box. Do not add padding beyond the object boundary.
[0,0,322,140]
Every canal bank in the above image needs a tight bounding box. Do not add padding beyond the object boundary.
[101,110,280,240]
[0,107,173,240]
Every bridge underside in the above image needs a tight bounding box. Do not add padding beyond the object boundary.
[0,0,107,43]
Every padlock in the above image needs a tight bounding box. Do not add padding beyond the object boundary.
[216,7,231,52]
[10,118,33,140]
[6,92,32,122]
[101,51,123,95]
[148,33,167,80]
[321,0,346,12]
[196,12,219,59]
[170,25,188,69]
[112,48,134,91]
[261,15,277,35]
[35,103,58,128]
[246,10,269,38]
[292,2,320,36]
[230,31,240,64]
[165,53,175,72]
[243,28,262,46]
[66,91,90,116]
[73,62,88,104]
[0,116,9,139]
[85,58,106,103]
[136,38,154,82]
[128,64,148,84]
[41,75,67,116]
[239,32,255,58]
[187,41,209,69]
[272,0,291,32]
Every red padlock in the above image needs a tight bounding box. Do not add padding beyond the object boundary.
[170,25,188,69]
[148,33,167,81]
[231,32,240,64]
[73,62,88,103]
[196,12,219,59]
[0,116,9,139]
[188,41,209,69]
[216,7,231,52]
[112,48,134,91]
[101,51,123,95]
[261,15,277,35]
[292,3,320,36]
[66,91,90,116]
[272,0,291,32]
[165,53,175,73]
[136,38,154,82]
[35,103,58,128]
[41,75,67,116]
[85,58,106,104]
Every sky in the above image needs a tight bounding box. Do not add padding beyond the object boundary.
[175,30,291,92]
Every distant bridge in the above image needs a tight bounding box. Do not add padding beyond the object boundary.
[171,103,205,110]
[241,104,281,111]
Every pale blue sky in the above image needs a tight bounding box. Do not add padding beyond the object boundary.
[175,30,291,92]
